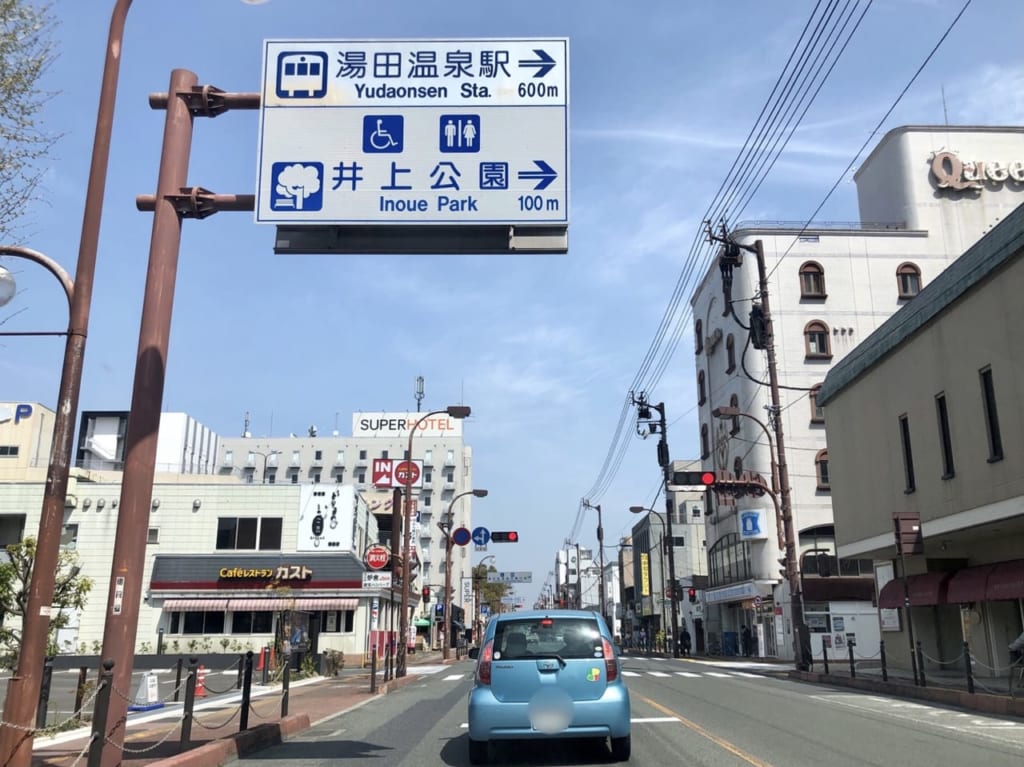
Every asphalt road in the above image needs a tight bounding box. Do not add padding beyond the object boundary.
[231,655,1024,767]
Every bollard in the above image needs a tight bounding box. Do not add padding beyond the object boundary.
[36,656,55,729]
[880,640,888,682]
[916,641,927,688]
[87,659,115,767]
[282,653,291,718]
[157,627,165,655]
[74,667,88,721]
[822,644,829,675]
[370,644,378,694]
[384,643,391,682]
[848,642,856,679]
[261,645,270,685]
[240,650,253,732]
[174,656,184,702]
[237,654,244,690]
[180,657,198,748]
[964,640,975,695]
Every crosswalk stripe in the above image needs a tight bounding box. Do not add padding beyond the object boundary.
[731,672,765,678]
[622,671,642,677]
[705,672,732,677]
[675,671,701,677]
[443,674,464,681]
[648,671,671,677]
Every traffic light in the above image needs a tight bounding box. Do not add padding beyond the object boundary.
[688,587,697,604]
[491,531,519,543]
[672,470,716,487]
[421,586,431,605]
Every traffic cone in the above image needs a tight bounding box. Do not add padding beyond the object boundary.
[256,647,265,671]
[196,664,207,698]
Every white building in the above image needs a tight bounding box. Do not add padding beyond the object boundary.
[689,125,1024,660]
[0,406,477,657]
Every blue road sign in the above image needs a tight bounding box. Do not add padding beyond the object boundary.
[472,526,490,546]
[363,115,404,153]
[270,162,324,211]
[452,527,472,546]
[439,114,480,153]
[518,160,557,190]
[275,51,329,99]
[518,49,556,77]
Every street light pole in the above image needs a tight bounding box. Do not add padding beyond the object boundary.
[398,405,471,678]
[441,488,487,660]
[630,506,672,653]
[0,4,134,763]
[582,500,608,630]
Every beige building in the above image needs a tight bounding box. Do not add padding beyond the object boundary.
[817,201,1024,677]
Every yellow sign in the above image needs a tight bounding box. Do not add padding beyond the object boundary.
[640,553,650,597]
[219,565,312,581]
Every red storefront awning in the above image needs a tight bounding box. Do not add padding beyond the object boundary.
[947,565,995,604]
[226,597,359,612]
[877,572,951,608]
[162,599,229,611]
[986,560,1024,602]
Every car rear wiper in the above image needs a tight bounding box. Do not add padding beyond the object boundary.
[530,653,567,668]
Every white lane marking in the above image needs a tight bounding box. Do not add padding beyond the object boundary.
[622,670,642,677]
[730,672,765,678]
[409,665,448,675]
[648,671,671,677]
[675,672,701,677]
[705,672,732,677]
[460,718,677,729]
[443,673,465,681]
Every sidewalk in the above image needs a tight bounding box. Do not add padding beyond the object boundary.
[29,650,463,767]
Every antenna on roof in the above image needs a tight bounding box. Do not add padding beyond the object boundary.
[415,375,425,412]
[242,411,251,438]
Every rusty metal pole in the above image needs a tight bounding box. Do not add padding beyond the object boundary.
[0,4,133,765]
[97,68,197,767]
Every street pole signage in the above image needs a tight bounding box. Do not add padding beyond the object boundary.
[362,571,393,589]
[257,39,569,226]
[471,526,490,546]
[487,571,532,583]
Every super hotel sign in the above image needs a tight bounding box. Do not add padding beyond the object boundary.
[256,39,568,227]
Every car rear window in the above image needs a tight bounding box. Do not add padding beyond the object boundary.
[493,617,603,660]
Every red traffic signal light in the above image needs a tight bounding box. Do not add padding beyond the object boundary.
[421,586,431,604]
[491,531,519,543]
[672,469,716,487]
[688,587,697,603]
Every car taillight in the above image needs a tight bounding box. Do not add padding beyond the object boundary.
[602,638,618,682]
[477,640,494,686]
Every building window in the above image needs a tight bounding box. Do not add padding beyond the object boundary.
[898,414,916,493]
[290,472,299,484]
[733,456,744,475]
[697,371,706,405]
[267,471,276,484]
[0,446,20,457]
[335,450,345,465]
[172,610,225,635]
[424,449,432,464]
[61,524,79,550]
[359,449,367,460]
[313,472,321,483]
[320,610,356,633]
[695,319,704,354]
[314,449,322,461]
[725,334,736,373]
[357,469,366,484]
[809,384,825,423]
[147,528,159,545]
[216,517,283,550]
[381,449,389,459]
[424,469,433,483]
[231,610,273,634]
[979,366,1003,462]
[804,321,832,359]
[424,493,432,507]
[799,261,826,298]
[815,450,830,490]
[935,393,955,479]
[729,393,740,435]
[445,469,454,483]
[897,263,922,298]
[700,424,709,460]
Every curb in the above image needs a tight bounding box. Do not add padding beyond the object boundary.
[149,714,311,767]
[789,670,1024,717]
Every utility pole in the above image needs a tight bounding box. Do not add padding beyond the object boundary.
[707,224,807,671]
[631,393,680,658]
[582,500,608,630]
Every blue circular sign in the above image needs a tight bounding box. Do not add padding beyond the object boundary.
[472,526,491,545]
[452,526,472,546]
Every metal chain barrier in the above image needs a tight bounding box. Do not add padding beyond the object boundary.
[66,732,97,767]
[920,647,963,664]
[199,672,243,696]
[246,693,284,721]
[192,702,243,731]
[852,646,881,660]
[111,717,184,754]
[30,682,104,737]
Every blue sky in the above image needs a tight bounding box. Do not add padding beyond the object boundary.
[2,0,1023,606]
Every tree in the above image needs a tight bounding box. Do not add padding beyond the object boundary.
[0,537,92,665]
[472,564,510,615]
[0,0,60,240]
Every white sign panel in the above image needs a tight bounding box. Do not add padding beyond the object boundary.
[257,38,569,225]
[487,571,532,583]
[353,412,464,438]
[297,484,356,551]
[363,571,393,589]
[738,508,769,540]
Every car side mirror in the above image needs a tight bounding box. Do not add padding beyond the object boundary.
[468,647,479,660]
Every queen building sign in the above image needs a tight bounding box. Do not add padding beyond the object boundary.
[258,38,569,254]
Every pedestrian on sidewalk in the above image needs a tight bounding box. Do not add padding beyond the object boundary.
[680,627,692,657]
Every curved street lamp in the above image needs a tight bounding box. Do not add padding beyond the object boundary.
[440,488,487,660]
[247,448,279,484]
[397,404,470,677]
[629,506,672,652]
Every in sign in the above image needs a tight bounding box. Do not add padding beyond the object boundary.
[365,545,390,571]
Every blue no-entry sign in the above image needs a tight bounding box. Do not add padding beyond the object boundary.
[452,527,472,546]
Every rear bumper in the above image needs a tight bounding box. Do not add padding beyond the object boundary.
[467,684,631,741]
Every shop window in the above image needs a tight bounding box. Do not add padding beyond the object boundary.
[231,610,274,634]
[321,610,356,633]
[799,261,826,298]
[172,610,225,635]
[897,263,922,299]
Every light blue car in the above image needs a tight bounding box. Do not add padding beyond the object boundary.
[467,609,631,764]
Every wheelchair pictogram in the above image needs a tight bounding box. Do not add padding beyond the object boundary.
[363,115,404,153]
